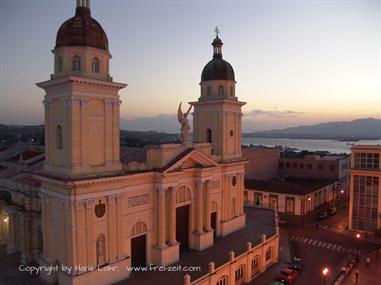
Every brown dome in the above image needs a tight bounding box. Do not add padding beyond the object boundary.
[55,7,108,50]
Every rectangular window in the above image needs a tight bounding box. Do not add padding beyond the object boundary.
[292,162,298,168]
[352,175,379,232]
[307,164,312,169]
[269,195,278,210]
[318,164,324,171]
[266,247,272,262]
[251,255,260,276]
[354,152,380,170]
[286,196,295,215]
[299,163,305,169]
[286,162,291,168]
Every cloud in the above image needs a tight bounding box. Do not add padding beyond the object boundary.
[245,109,305,118]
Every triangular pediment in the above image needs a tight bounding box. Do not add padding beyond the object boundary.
[163,148,218,173]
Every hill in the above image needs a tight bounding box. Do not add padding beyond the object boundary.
[244,118,381,140]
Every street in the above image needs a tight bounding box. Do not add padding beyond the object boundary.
[251,206,380,285]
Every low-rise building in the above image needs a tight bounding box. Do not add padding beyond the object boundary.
[349,145,381,233]
[245,178,335,224]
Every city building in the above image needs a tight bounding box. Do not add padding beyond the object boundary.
[0,1,279,285]
[279,153,349,182]
[243,147,348,223]
[242,146,281,181]
[349,145,381,233]
[245,177,335,224]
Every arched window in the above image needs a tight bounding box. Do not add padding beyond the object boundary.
[206,128,212,143]
[56,125,63,150]
[72,55,81,71]
[96,234,106,266]
[57,56,63,73]
[218,85,224,95]
[91,57,100,73]
[207,86,212,96]
[216,276,228,285]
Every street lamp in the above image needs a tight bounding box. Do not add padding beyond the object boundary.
[322,267,329,285]
[355,233,361,253]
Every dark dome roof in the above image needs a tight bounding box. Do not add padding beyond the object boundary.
[55,7,108,50]
[201,58,235,81]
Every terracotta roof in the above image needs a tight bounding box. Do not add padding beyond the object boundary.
[55,7,108,50]
[245,177,334,195]
[6,150,43,163]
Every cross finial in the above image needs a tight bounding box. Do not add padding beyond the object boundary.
[214,26,220,38]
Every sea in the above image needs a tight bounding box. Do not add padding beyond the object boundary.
[241,137,381,154]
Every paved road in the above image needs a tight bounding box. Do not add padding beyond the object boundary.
[252,206,380,285]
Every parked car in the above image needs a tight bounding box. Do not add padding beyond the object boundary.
[274,276,292,285]
[279,267,298,281]
[317,210,329,219]
[287,260,303,272]
[268,282,284,285]
[328,207,337,216]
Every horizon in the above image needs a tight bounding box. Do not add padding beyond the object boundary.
[1,0,380,132]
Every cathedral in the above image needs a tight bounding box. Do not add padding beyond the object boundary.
[0,1,279,285]
[37,0,245,284]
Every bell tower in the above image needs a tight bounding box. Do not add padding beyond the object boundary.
[191,30,245,161]
[37,0,127,178]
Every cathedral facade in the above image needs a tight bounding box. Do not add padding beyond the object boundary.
[29,1,247,284]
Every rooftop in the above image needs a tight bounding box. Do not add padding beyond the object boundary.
[115,207,276,285]
[245,177,335,195]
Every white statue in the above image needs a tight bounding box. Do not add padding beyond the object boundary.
[177,102,192,143]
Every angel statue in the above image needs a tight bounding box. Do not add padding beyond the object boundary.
[177,102,192,143]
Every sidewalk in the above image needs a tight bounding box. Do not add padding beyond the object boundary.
[341,257,381,285]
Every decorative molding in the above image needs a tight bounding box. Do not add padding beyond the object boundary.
[128,194,150,208]
[176,185,192,203]
[131,221,147,237]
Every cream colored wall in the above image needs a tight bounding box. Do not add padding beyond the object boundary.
[39,79,124,178]
[192,101,244,161]
[188,233,280,285]
[53,46,111,81]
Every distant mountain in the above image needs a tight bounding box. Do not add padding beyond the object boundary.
[244,118,381,140]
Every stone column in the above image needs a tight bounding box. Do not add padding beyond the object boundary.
[85,199,95,266]
[168,187,177,245]
[204,180,212,231]
[6,209,17,254]
[239,173,244,215]
[157,187,167,248]
[196,181,204,234]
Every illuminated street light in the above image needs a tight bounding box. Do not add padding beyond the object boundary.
[3,216,9,223]
[340,190,344,194]
[322,267,329,285]
[356,233,361,252]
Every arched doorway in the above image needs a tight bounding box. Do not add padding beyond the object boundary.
[131,221,147,268]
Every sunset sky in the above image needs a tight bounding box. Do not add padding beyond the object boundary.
[1,0,380,132]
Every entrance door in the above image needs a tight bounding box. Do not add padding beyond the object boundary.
[211,211,217,239]
[131,234,146,268]
[176,205,189,252]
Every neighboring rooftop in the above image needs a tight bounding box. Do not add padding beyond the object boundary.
[245,177,335,195]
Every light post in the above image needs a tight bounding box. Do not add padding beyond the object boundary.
[356,233,361,253]
[322,267,329,285]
